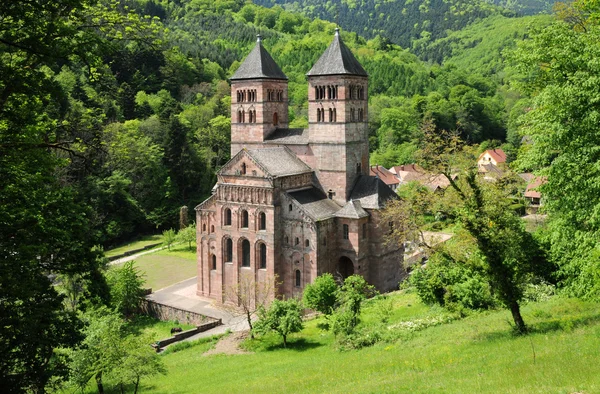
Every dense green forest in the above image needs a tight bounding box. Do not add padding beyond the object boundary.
[3,0,600,391]
[254,0,557,60]
[1,0,551,248]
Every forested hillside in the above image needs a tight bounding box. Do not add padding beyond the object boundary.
[5,0,600,391]
[1,0,539,249]
[253,0,556,59]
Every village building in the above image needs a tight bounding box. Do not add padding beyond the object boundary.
[477,148,507,167]
[195,31,403,302]
[370,165,400,191]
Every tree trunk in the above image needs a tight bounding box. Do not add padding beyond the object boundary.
[282,334,287,347]
[96,373,104,394]
[510,301,527,334]
[134,377,140,394]
[246,310,254,339]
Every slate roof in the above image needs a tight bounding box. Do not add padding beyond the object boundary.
[335,200,369,219]
[230,36,287,81]
[349,175,398,209]
[370,165,400,186]
[247,147,311,177]
[306,29,368,77]
[287,188,341,221]
[478,163,504,177]
[264,128,309,145]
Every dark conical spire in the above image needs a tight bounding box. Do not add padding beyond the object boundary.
[307,28,368,77]
[230,35,288,81]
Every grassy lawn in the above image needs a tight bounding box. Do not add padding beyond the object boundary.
[105,234,163,257]
[125,316,196,340]
[112,243,197,291]
[140,292,600,394]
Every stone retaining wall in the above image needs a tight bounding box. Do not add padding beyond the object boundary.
[141,299,221,326]
[154,320,222,350]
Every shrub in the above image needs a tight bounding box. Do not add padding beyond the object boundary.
[253,298,303,347]
[303,273,338,315]
[409,252,497,312]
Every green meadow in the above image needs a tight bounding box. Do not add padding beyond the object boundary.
[135,292,600,394]
[109,243,197,291]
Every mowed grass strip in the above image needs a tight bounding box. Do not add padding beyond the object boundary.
[105,234,163,258]
[111,243,197,291]
[143,294,600,394]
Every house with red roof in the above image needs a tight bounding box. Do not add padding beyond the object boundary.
[477,148,507,167]
[370,165,400,191]
[524,176,547,213]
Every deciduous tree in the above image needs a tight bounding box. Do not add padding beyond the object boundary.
[254,298,303,347]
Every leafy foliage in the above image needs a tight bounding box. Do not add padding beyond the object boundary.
[302,273,338,316]
[107,261,145,317]
[331,275,376,337]
[254,298,304,347]
[510,1,600,299]
[176,224,196,250]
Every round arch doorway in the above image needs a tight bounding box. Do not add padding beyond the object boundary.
[338,256,354,279]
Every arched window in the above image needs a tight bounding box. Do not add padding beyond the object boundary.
[203,223,206,232]
[295,237,299,246]
[333,108,336,122]
[241,163,246,175]
[253,110,257,123]
[329,108,333,122]
[289,204,293,212]
[237,110,242,123]
[327,86,331,99]
[343,224,349,240]
[273,112,278,126]
[314,86,319,100]
[285,236,289,244]
[212,254,217,270]
[249,110,254,123]
[241,239,250,267]
[295,270,301,287]
[211,225,215,233]
[259,243,267,269]
[224,238,233,262]
[258,212,266,230]
[317,108,321,122]
[224,208,232,226]
[305,239,310,248]
[241,210,249,228]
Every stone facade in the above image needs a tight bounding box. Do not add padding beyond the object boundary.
[196,31,404,303]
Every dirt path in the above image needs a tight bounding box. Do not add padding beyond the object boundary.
[204,331,250,356]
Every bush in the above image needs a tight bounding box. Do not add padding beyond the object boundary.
[107,261,145,317]
[523,280,556,303]
[409,252,497,312]
[253,298,303,347]
[303,273,338,315]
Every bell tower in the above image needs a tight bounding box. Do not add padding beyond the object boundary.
[306,29,369,205]
[230,35,289,156]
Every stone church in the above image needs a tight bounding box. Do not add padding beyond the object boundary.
[196,30,403,302]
